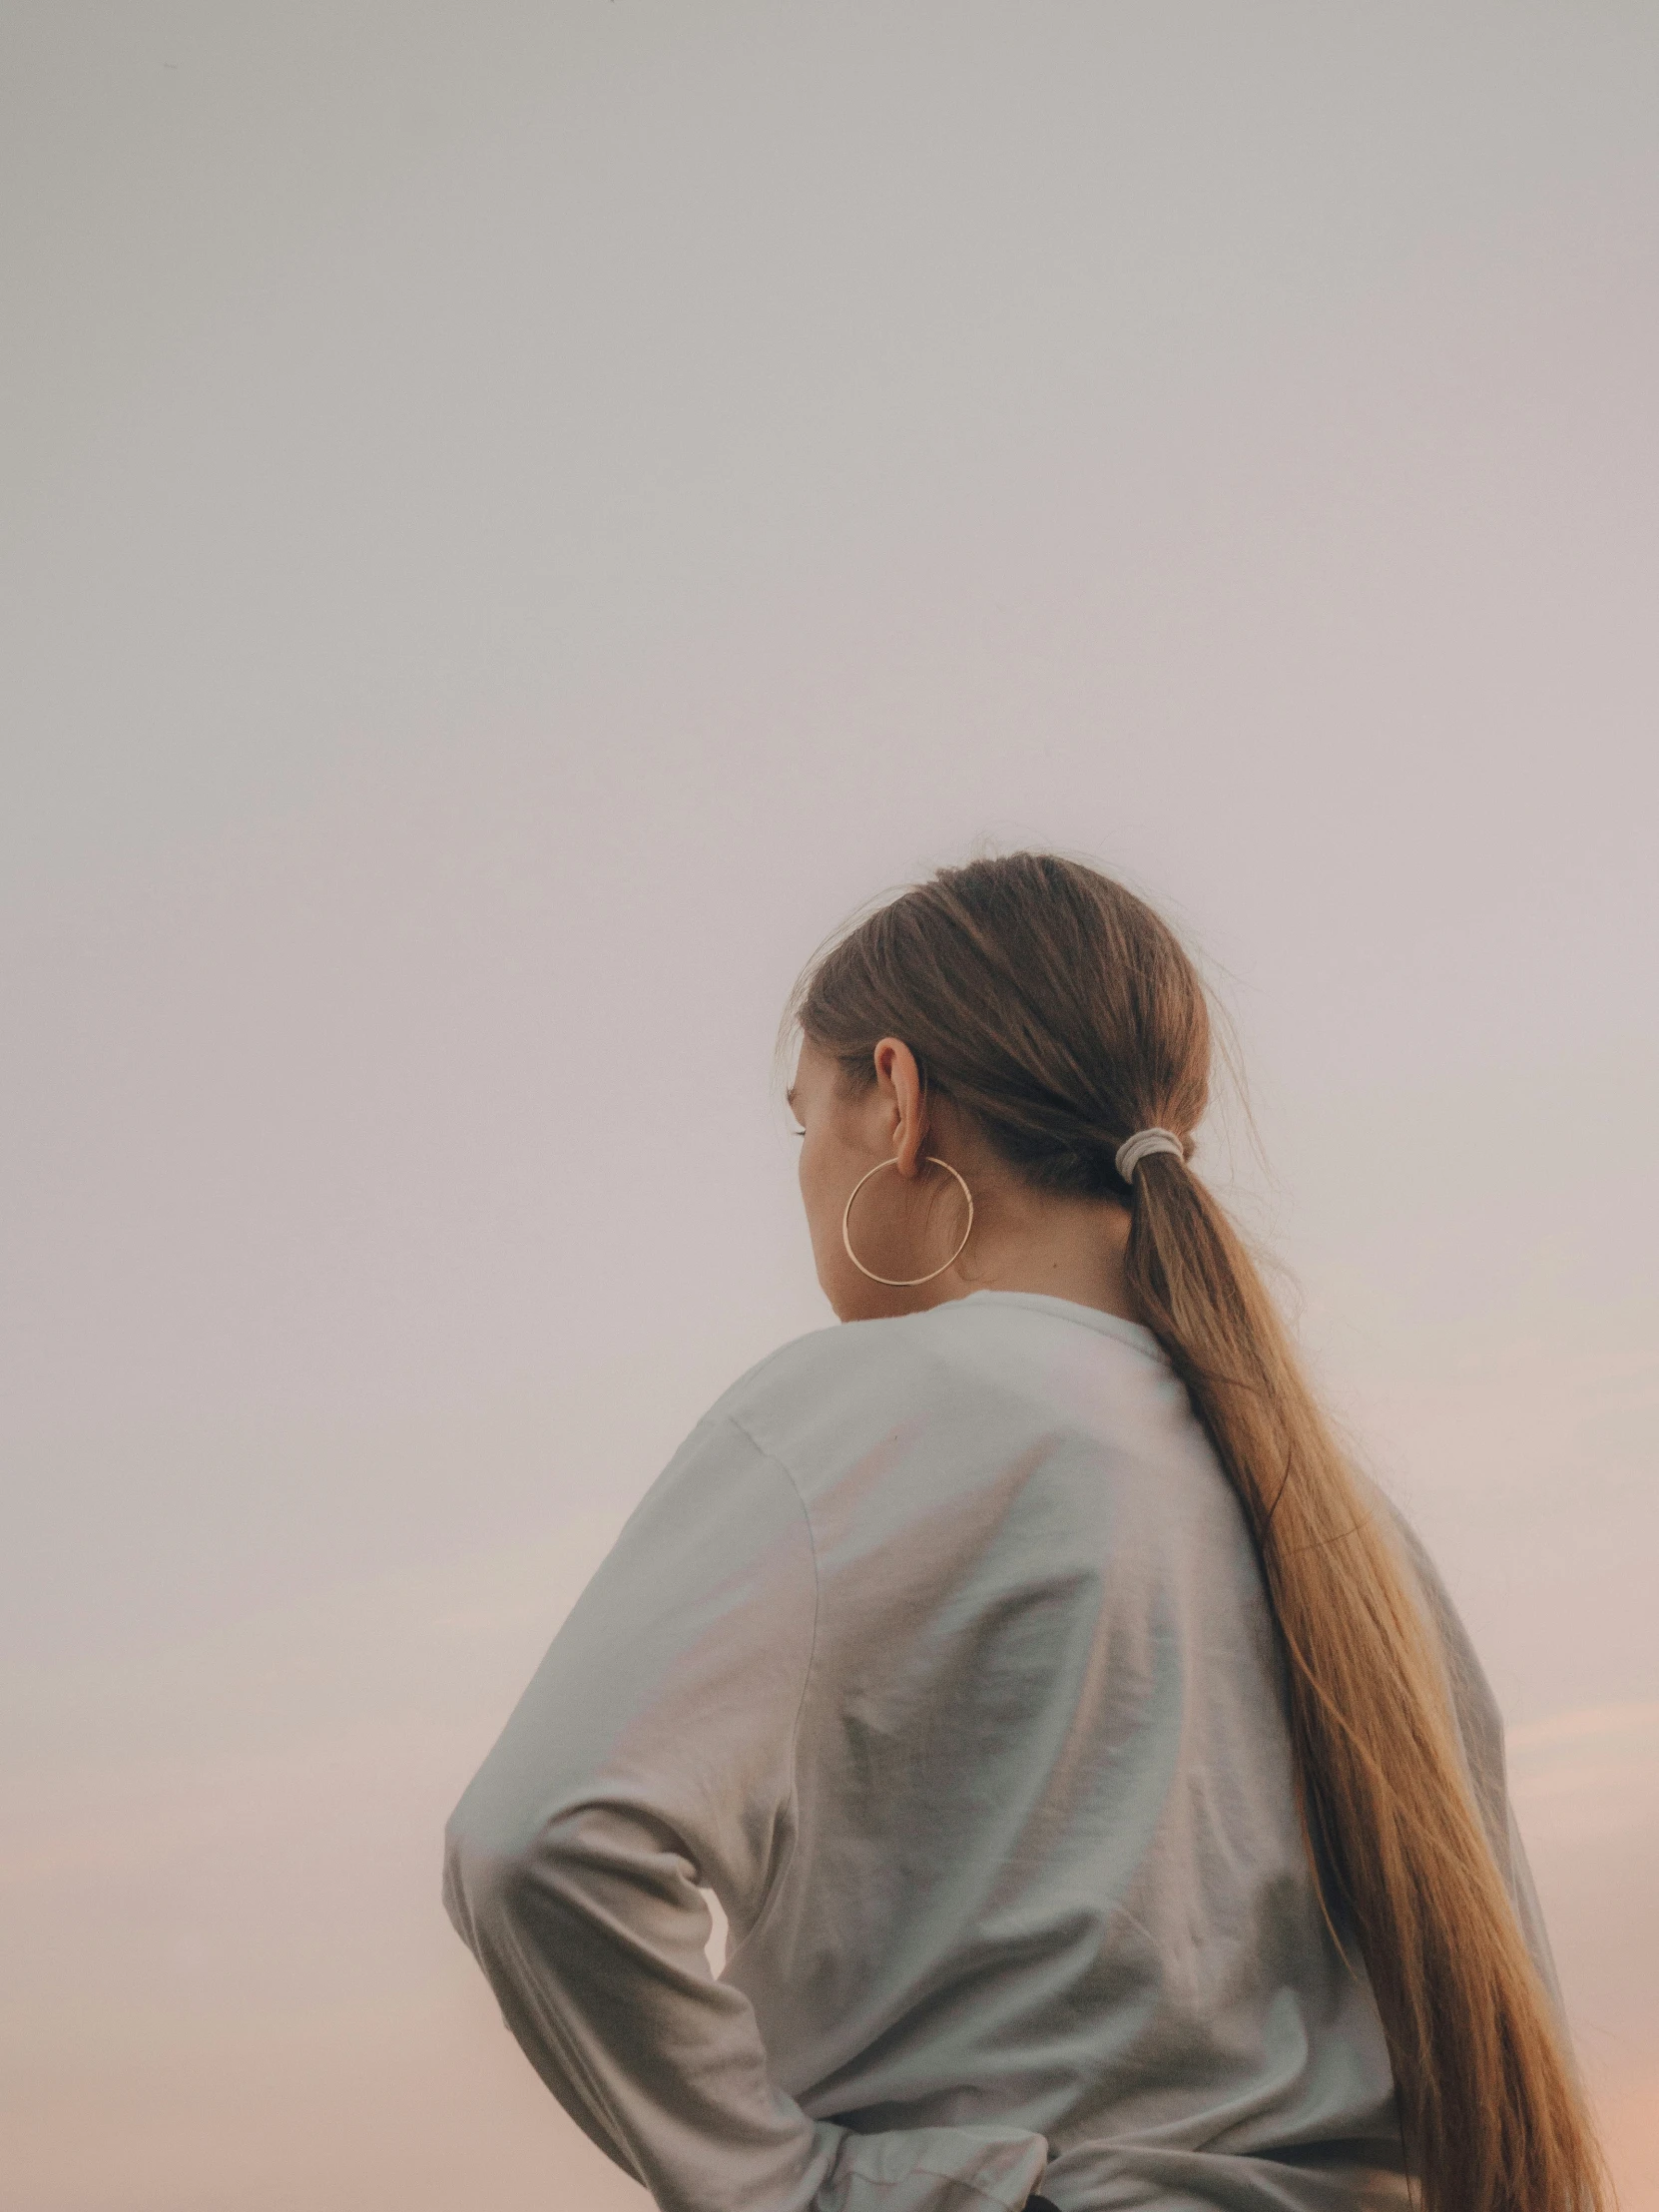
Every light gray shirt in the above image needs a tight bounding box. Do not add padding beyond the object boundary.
[443,1291,1555,2212]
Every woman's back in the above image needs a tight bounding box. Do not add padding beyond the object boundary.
[723,1291,1406,2206]
[445,1290,1541,2208]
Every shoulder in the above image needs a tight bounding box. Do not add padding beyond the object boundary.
[701,1309,941,1444]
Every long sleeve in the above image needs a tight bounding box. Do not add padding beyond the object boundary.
[443,1410,830,2208]
[442,1404,1050,2212]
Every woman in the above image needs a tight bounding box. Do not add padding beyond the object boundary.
[443,852,1602,2212]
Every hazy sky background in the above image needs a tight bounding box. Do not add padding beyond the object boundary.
[3,7,1656,2208]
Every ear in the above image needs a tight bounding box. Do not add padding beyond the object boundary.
[870,1037,928,1179]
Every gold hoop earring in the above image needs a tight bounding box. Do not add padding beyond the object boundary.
[841,1156,974,1287]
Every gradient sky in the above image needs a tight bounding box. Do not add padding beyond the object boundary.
[3,7,1656,2209]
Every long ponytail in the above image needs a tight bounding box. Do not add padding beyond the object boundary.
[1124,1153,1602,2212]
[794,849,1605,2212]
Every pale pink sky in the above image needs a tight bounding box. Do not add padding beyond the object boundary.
[2,7,1656,2209]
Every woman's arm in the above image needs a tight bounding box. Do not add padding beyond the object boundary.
[443,1411,834,2208]
[1383,1499,1566,2009]
[442,1403,1050,2212]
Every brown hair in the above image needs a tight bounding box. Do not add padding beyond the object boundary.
[790,850,1603,2212]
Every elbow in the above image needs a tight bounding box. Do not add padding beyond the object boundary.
[442,1796,541,1953]
[444,1793,672,1960]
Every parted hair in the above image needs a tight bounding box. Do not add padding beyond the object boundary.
[790,850,1604,2212]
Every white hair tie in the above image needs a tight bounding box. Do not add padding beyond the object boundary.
[1114,1127,1186,1184]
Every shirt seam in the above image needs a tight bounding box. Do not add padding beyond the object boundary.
[719,1406,822,1974]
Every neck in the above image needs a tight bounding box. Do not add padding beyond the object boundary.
[919,1175,1140,1325]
